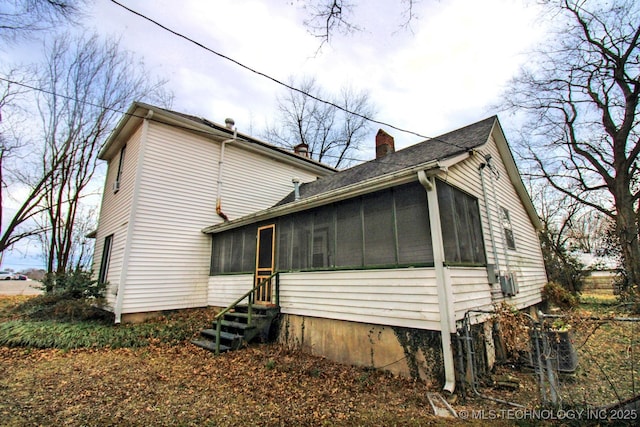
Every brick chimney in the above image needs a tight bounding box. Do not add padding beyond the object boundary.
[375,129,395,159]
[293,142,309,158]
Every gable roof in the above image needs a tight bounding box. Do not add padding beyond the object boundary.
[98,102,336,174]
[204,115,545,234]
[276,116,497,206]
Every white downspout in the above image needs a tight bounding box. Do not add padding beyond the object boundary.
[418,169,456,393]
[216,119,237,222]
[479,161,500,272]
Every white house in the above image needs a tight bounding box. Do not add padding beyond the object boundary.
[91,102,335,323]
[201,116,547,389]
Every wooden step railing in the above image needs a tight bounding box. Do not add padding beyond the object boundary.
[213,272,279,354]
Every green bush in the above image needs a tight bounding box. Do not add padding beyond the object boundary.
[15,270,110,322]
[542,281,580,309]
[42,270,107,300]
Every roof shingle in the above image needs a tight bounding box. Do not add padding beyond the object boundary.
[276,116,497,205]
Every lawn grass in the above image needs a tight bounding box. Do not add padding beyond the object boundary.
[0,295,218,350]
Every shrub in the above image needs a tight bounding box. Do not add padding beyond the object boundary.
[42,270,107,300]
[542,281,580,309]
[16,270,109,322]
[539,230,585,295]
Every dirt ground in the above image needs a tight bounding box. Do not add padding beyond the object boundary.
[1,293,638,426]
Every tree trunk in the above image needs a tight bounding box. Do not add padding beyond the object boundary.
[614,189,640,288]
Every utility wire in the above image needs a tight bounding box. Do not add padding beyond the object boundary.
[107,0,469,151]
[0,76,463,169]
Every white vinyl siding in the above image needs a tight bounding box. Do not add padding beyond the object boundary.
[278,268,441,330]
[91,124,143,308]
[449,267,493,320]
[117,122,324,314]
[441,132,546,310]
[207,274,254,307]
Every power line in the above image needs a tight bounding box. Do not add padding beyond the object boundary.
[107,0,469,151]
[0,76,458,170]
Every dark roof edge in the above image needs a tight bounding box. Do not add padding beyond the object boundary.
[99,102,336,173]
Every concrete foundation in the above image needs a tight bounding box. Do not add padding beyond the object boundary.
[277,314,444,386]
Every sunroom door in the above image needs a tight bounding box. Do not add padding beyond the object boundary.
[255,224,275,304]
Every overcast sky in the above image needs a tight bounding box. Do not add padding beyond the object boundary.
[1,0,548,271]
[90,0,546,147]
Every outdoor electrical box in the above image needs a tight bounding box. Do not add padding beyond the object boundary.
[500,273,519,296]
[486,264,499,284]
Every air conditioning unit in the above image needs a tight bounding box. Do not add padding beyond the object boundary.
[112,181,120,192]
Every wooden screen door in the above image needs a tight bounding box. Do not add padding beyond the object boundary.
[255,224,275,304]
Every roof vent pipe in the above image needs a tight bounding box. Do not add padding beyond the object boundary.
[292,178,301,201]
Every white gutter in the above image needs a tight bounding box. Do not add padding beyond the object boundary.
[418,169,456,394]
[114,109,153,323]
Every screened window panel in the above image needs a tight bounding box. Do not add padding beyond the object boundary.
[210,235,222,274]
[437,183,461,263]
[221,234,234,272]
[291,211,312,270]
[228,229,244,272]
[454,190,474,263]
[210,226,256,273]
[335,198,363,267]
[363,190,396,266]
[312,207,335,268]
[241,226,257,272]
[469,200,486,264]
[277,217,293,271]
[438,181,486,264]
[395,183,433,264]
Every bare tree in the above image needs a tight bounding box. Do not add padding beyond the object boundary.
[0,33,172,272]
[0,0,86,42]
[300,0,419,49]
[502,0,640,290]
[263,77,375,168]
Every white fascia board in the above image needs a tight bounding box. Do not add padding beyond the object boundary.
[202,159,442,234]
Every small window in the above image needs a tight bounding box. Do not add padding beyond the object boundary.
[98,234,113,284]
[501,207,516,250]
[114,144,126,193]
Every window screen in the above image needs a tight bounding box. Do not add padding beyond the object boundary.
[291,211,312,270]
[335,198,363,268]
[277,217,293,271]
[312,207,335,268]
[437,180,486,265]
[395,183,433,264]
[363,190,396,266]
[210,225,256,274]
